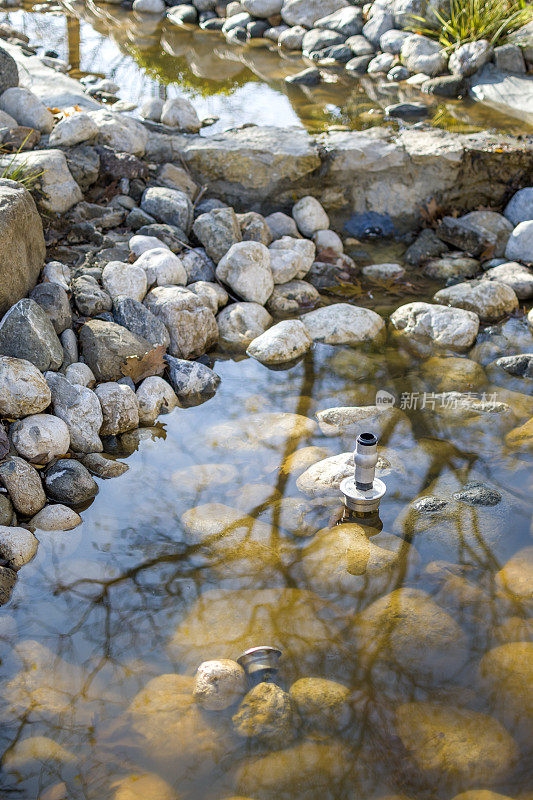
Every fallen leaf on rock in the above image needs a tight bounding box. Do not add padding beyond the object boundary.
[120,344,166,383]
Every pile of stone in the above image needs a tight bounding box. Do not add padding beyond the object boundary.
[125,0,533,104]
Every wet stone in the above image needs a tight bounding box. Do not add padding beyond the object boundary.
[44,459,98,506]
[0,456,46,516]
[0,526,38,569]
[452,481,501,506]
[0,565,16,605]
[165,355,220,407]
[193,659,246,710]
[289,677,352,734]
[232,682,295,746]
[79,453,129,479]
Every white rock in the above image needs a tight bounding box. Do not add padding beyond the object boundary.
[0,150,82,214]
[102,261,147,302]
[434,279,518,323]
[270,236,315,277]
[246,319,312,364]
[242,0,282,16]
[141,187,193,231]
[64,362,96,388]
[0,356,51,418]
[144,286,218,359]
[160,97,201,132]
[505,220,533,264]
[136,376,179,424]
[133,0,165,12]
[133,248,186,287]
[11,414,70,463]
[0,109,17,129]
[129,234,169,256]
[400,35,447,76]
[139,97,163,122]
[217,302,273,351]
[29,504,82,532]
[193,659,246,710]
[483,262,533,300]
[504,187,533,226]
[43,261,71,291]
[49,113,98,147]
[390,301,480,349]
[0,526,38,569]
[268,248,304,284]
[95,382,139,436]
[313,229,343,253]
[368,52,395,73]
[292,196,329,237]
[282,0,349,27]
[301,303,385,344]
[88,109,148,155]
[187,281,228,313]
[362,263,405,281]
[216,242,274,304]
[449,39,492,77]
[0,87,54,133]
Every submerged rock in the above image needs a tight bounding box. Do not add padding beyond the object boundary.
[232,682,295,746]
[479,642,533,738]
[165,355,220,406]
[205,412,316,452]
[111,773,179,800]
[289,677,352,734]
[193,659,246,711]
[495,546,533,601]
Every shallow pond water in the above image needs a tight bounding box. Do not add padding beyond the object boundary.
[0,319,532,799]
[4,0,532,134]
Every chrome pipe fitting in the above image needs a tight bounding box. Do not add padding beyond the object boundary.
[340,432,386,514]
[237,646,282,683]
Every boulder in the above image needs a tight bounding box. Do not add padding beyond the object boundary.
[49,112,98,147]
[216,242,273,304]
[0,298,63,372]
[78,319,153,382]
[113,297,170,349]
[0,356,50,417]
[141,187,193,232]
[165,354,220,406]
[479,642,533,737]
[400,34,447,75]
[160,97,201,132]
[246,319,312,364]
[192,207,242,263]
[29,283,71,334]
[434,280,518,323]
[46,372,103,453]
[217,302,272,351]
[0,181,45,316]
[449,39,492,77]
[504,187,533,226]
[301,303,385,345]
[144,286,218,359]
[289,677,352,734]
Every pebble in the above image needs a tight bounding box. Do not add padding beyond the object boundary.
[247,319,312,365]
[44,459,98,506]
[102,261,147,302]
[292,196,329,238]
[0,456,46,516]
[11,414,70,464]
[0,526,38,569]
[95,382,139,435]
[193,659,247,710]
[0,356,51,418]
[133,247,187,287]
[136,376,179,424]
[29,504,82,532]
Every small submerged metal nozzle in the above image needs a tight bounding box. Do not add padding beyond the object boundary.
[237,646,282,684]
[340,432,386,514]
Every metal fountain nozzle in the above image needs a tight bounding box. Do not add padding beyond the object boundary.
[237,646,282,684]
[340,432,386,514]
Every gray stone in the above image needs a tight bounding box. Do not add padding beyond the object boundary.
[144,286,218,359]
[29,504,82,531]
[424,257,480,280]
[0,298,62,372]
[0,526,38,570]
[282,0,349,28]
[267,280,320,314]
[460,209,513,258]
[141,187,193,233]
[346,35,375,56]
[0,494,13,527]
[265,212,301,241]
[137,223,188,253]
[102,260,147,303]
[302,303,385,344]
[88,109,148,156]
[238,212,272,246]
[492,353,533,379]
[42,261,71,292]
[315,6,363,36]
[46,371,103,453]
[79,319,153,382]
[180,248,216,283]
[449,39,492,77]
[72,275,112,317]
[95,382,139,435]
[385,102,429,119]
[0,149,82,215]
[217,302,273,351]
[242,0,282,16]
[436,215,495,256]
[49,112,98,147]
[504,188,533,226]
[362,12,395,47]
[346,54,373,73]
[29,282,71,334]
[165,354,220,407]
[133,248,186,288]
[0,356,51,418]
[216,242,273,304]
[363,262,405,280]
[505,221,533,263]
[160,97,201,133]
[0,46,18,94]
[127,208,156,230]
[405,228,449,265]
[192,207,242,263]
[381,29,411,54]
[113,297,170,349]
[494,43,526,74]
[11,414,70,464]
[44,459,98,506]
[401,34,447,76]
[64,362,95,388]
[0,87,53,133]
[0,181,45,317]
[247,319,312,365]
[469,64,533,127]
[303,28,346,55]
[422,75,465,97]
[65,144,100,192]
[0,456,46,516]
[79,452,129,478]
[483,262,533,299]
[0,563,16,603]
[434,279,518,323]
[136,376,178,424]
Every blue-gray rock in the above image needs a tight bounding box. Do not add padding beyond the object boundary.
[113,297,171,349]
[422,75,465,97]
[315,7,364,37]
[0,298,63,372]
[165,354,220,407]
[72,275,112,317]
[29,282,72,334]
[44,459,98,506]
[193,207,242,263]
[302,28,346,54]
[286,67,321,85]
[387,65,410,81]
[0,46,18,95]
[137,223,189,253]
[504,188,533,227]
[380,29,411,54]
[385,102,430,119]
[404,228,449,266]
[494,43,526,74]
[362,12,395,47]
[346,54,373,74]
[181,248,216,283]
[346,35,374,56]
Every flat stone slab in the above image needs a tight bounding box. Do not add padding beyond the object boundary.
[0,40,100,111]
[469,64,533,126]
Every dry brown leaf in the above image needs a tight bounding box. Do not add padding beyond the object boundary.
[120,345,166,383]
[0,424,8,461]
